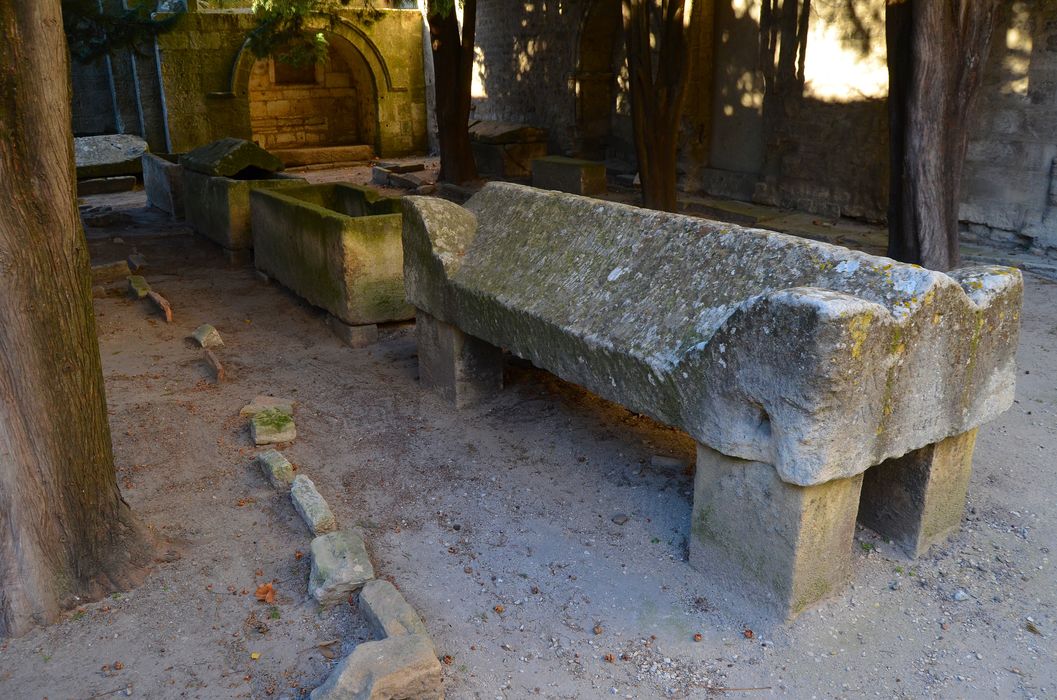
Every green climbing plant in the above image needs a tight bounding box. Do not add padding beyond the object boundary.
[246,0,381,66]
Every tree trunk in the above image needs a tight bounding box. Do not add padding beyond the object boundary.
[0,0,152,637]
[886,0,998,271]
[428,0,478,185]
[623,0,692,212]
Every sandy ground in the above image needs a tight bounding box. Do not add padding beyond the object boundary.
[0,183,1054,699]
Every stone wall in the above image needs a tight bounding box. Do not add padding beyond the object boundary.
[248,45,376,151]
[961,0,1057,253]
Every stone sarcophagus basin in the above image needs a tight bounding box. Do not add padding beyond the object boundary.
[402,182,1023,619]
[181,138,305,252]
[250,183,414,329]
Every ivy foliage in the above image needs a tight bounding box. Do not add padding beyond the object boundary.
[62,0,181,64]
[247,0,381,66]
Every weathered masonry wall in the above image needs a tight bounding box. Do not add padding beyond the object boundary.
[961,1,1057,253]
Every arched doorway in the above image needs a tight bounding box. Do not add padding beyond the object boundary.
[575,0,622,160]
[247,33,379,153]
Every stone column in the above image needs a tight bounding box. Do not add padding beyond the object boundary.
[416,310,503,408]
[858,429,977,558]
[690,443,863,620]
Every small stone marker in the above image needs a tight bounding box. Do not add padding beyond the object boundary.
[251,408,296,445]
[127,252,148,272]
[204,349,225,383]
[127,275,150,299]
[146,290,173,323]
[360,580,428,638]
[256,449,295,488]
[290,475,336,535]
[326,315,378,348]
[191,324,224,349]
[309,634,442,700]
[309,530,374,605]
[240,395,295,418]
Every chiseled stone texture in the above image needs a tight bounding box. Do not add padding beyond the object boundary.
[291,475,338,536]
[403,182,1023,487]
[310,634,442,700]
[256,449,295,489]
[360,580,428,639]
[309,530,374,605]
[250,408,296,445]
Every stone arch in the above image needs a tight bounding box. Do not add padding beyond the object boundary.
[575,0,622,160]
[230,15,398,153]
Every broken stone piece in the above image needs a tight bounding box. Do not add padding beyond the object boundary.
[127,275,150,299]
[127,252,148,272]
[309,530,374,605]
[290,475,337,535]
[360,580,428,638]
[180,137,283,178]
[240,395,295,418]
[309,634,442,700]
[147,290,173,323]
[251,408,296,445]
[91,260,131,284]
[191,324,224,349]
[256,449,295,488]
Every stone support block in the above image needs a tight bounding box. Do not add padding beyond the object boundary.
[531,156,607,196]
[310,634,442,700]
[328,316,379,348]
[291,474,338,536]
[416,310,503,409]
[360,580,428,639]
[309,530,374,605]
[690,443,863,620]
[858,430,978,558]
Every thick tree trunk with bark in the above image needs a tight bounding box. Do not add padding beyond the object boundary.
[623,0,692,212]
[428,0,478,185]
[886,0,998,271]
[0,0,152,637]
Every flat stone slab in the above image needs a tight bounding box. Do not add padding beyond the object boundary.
[77,176,137,196]
[250,408,296,445]
[291,475,337,536]
[309,530,374,605]
[75,135,147,179]
[360,580,428,638]
[402,182,1023,487]
[190,324,224,349]
[469,120,546,144]
[180,137,283,177]
[92,260,132,285]
[240,396,295,417]
[256,449,295,488]
[310,634,442,700]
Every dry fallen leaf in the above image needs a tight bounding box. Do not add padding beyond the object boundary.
[743,629,754,639]
[294,551,304,561]
[255,582,276,604]
[603,653,615,663]
[493,605,505,614]
[250,652,261,661]
[442,655,454,665]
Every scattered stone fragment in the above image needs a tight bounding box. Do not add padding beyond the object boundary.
[310,634,442,700]
[251,408,297,445]
[309,530,374,605]
[360,580,428,638]
[953,589,970,602]
[127,252,148,272]
[204,349,225,383]
[290,475,336,535]
[257,449,295,488]
[147,290,173,323]
[240,395,295,418]
[127,275,150,299]
[91,260,131,284]
[191,324,224,349]
[611,514,629,525]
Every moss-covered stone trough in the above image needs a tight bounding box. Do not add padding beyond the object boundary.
[250,183,413,327]
[181,138,306,252]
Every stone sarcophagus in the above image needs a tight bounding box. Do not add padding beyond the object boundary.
[250,183,413,344]
[402,182,1023,619]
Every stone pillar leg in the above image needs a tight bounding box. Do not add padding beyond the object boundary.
[858,429,977,558]
[415,310,503,408]
[690,443,863,620]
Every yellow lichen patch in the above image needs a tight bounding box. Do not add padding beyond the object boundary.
[848,313,873,360]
